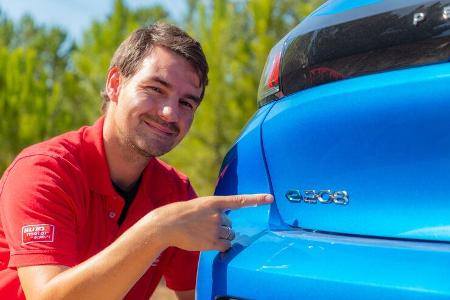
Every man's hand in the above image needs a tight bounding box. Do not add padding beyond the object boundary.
[148,194,273,252]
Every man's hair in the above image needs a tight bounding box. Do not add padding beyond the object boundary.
[101,22,209,112]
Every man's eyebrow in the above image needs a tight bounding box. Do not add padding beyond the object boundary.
[151,76,172,88]
[150,76,201,104]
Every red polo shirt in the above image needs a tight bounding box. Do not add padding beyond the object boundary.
[0,117,199,299]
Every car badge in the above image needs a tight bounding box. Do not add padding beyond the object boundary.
[285,189,349,205]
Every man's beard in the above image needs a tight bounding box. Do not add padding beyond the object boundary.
[120,121,180,159]
[125,135,155,158]
[121,130,176,158]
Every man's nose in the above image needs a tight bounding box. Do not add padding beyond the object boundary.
[158,100,179,123]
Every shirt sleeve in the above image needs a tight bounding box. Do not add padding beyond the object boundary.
[163,247,200,291]
[0,154,82,268]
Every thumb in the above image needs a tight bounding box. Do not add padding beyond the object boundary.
[212,194,273,210]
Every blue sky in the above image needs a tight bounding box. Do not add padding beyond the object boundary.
[0,0,186,42]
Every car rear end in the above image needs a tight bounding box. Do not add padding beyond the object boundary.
[197,0,450,299]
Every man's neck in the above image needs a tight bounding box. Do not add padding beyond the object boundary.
[102,115,150,190]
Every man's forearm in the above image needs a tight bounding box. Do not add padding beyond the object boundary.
[19,212,166,300]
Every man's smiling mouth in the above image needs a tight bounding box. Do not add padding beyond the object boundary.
[143,120,178,136]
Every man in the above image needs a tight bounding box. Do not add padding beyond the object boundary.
[0,23,272,299]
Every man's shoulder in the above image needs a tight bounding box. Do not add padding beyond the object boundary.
[6,126,90,179]
[151,158,190,185]
[0,126,94,200]
[145,158,197,202]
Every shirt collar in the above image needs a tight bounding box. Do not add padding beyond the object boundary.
[81,116,117,196]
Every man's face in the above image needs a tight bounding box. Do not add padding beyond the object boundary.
[110,46,202,157]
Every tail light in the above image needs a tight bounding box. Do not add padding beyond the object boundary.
[257,40,285,107]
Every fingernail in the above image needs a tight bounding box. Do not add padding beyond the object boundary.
[264,194,274,202]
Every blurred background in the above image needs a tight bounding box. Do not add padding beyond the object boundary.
[0,0,323,298]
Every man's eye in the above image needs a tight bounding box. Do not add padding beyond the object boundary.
[147,86,162,93]
[180,100,194,110]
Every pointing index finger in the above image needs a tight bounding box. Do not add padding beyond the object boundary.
[212,194,273,210]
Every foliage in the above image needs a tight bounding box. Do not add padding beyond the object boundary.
[0,0,324,195]
[0,11,85,171]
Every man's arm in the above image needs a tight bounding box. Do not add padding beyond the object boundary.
[18,208,167,300]
[17,194,273,300]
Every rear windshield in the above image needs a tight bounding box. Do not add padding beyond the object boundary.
[280,1,450,97]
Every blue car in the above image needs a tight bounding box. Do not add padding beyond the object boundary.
[197,0,450,299]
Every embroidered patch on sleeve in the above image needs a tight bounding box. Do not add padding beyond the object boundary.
[22,224,55,244]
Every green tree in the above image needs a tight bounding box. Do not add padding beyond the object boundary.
[0,11,85,172]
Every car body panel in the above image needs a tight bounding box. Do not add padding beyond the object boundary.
[264,63,450,241]
[200,230,450,299]
[214,103,274,197]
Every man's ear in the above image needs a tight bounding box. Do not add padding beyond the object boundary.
[105,67,121,104]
